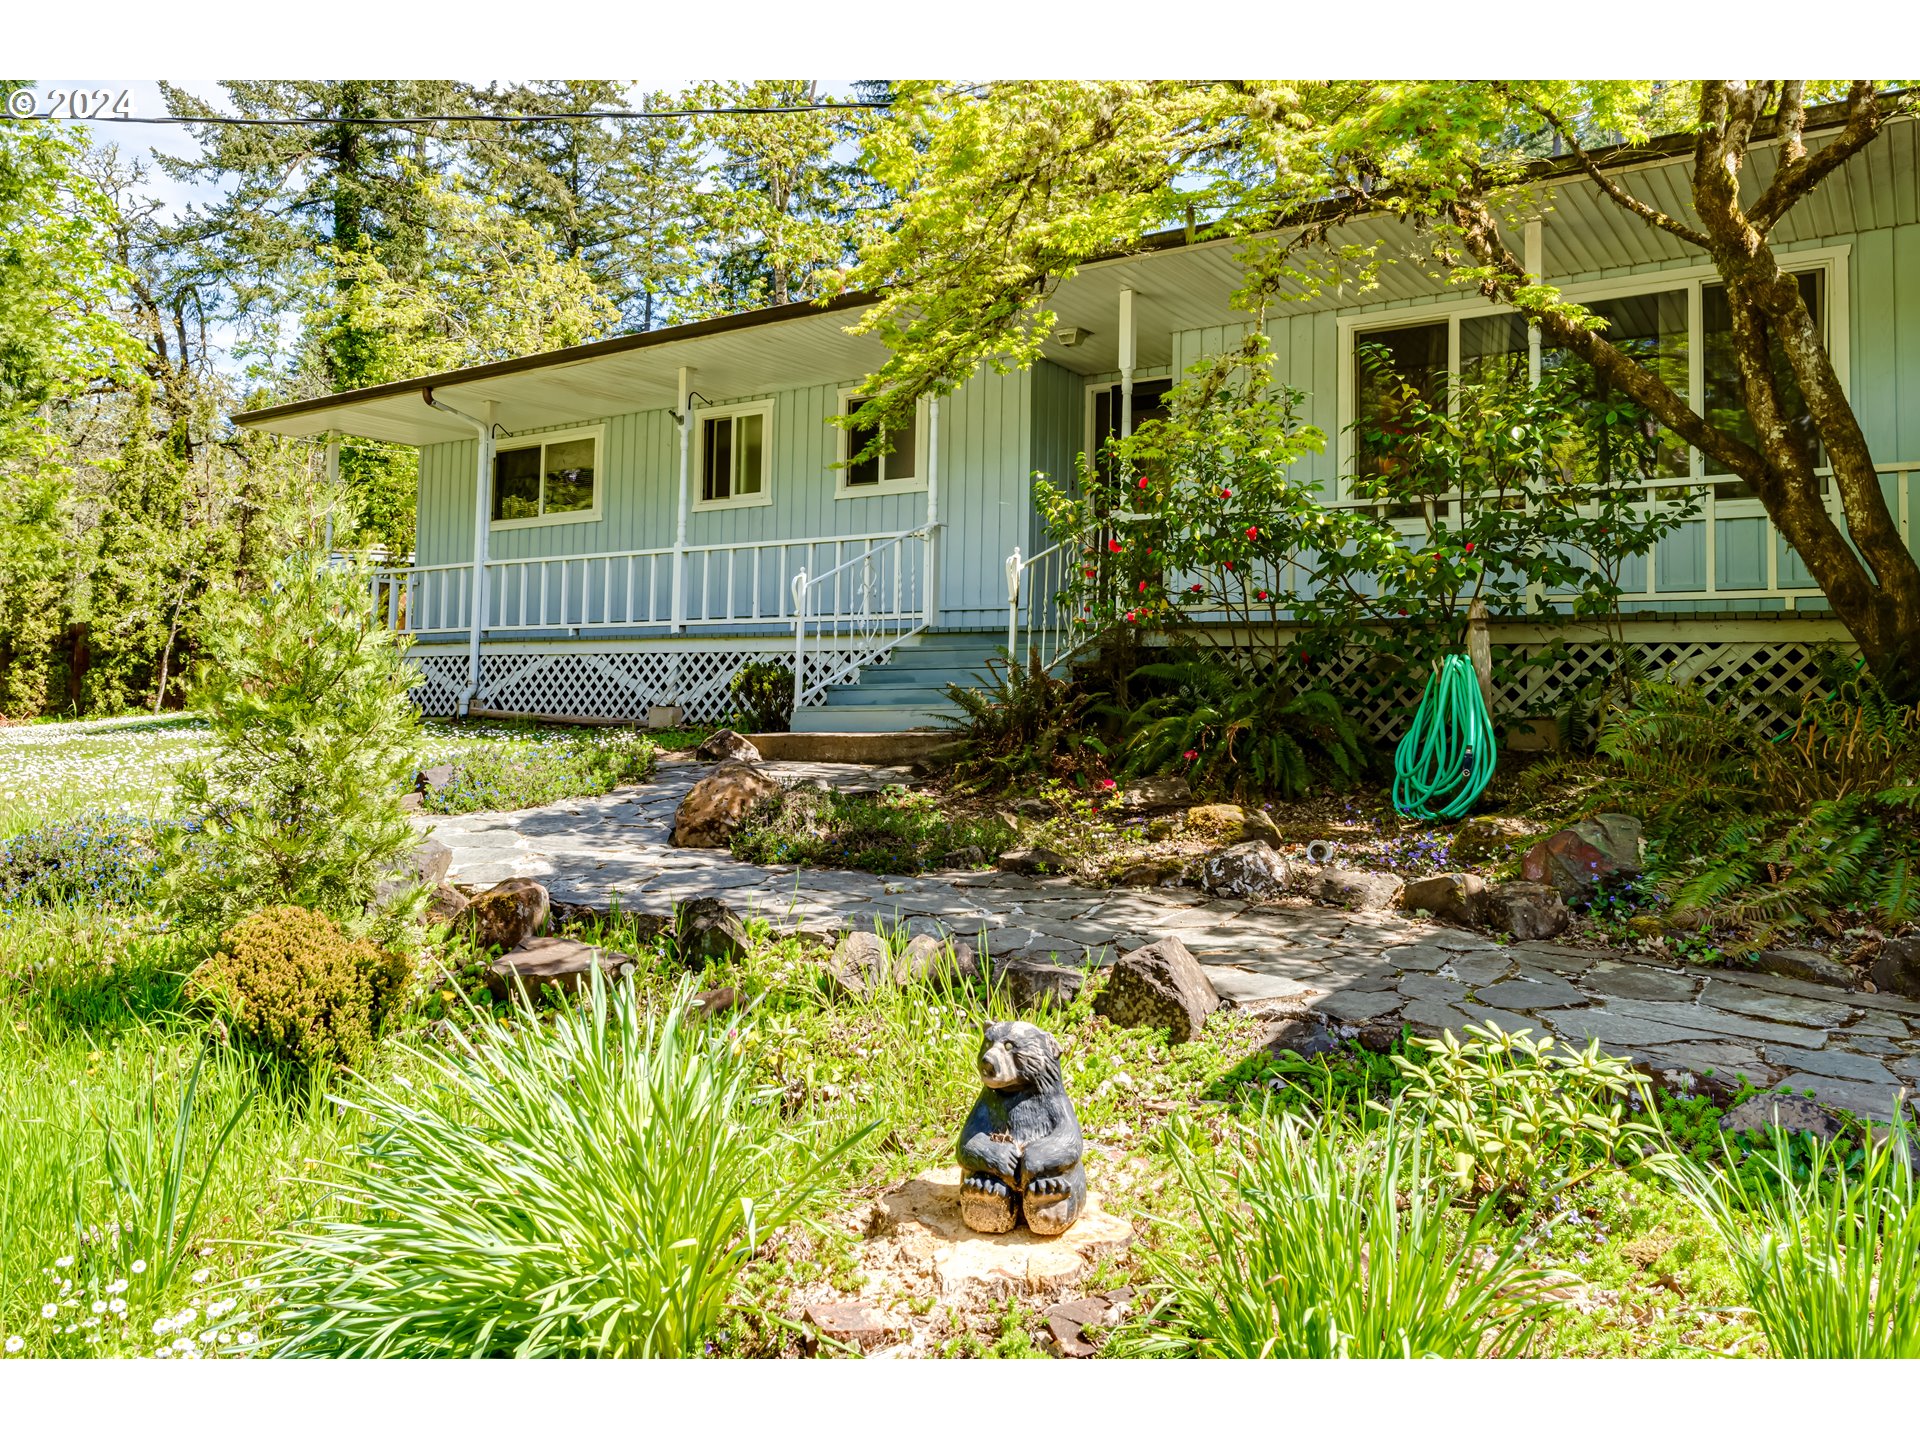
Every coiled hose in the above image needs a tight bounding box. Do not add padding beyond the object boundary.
[1393,653,1497,820]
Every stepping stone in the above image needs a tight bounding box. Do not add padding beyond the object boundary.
[1314,989,1405,1024]
[1399,974,1469,1006]
[1762,1045,1898,1085]
[1605,997,1826,1047]
[1443,953,1515,987]
[1380,944,1457,973]
[1547,1008,1720,1051]
[1636,1039,1779,1088]
[1502,944,1596,976]
[1475,974,1589,1010]
[1459,1005,1538,1035]
[1770,1074,1915,1123]
[1581,962,1698,1003]
[1401,998,1473,1034]
[1425,928,1503,953]
[1202,968,1317,1004]
[1700,980,1854,1030]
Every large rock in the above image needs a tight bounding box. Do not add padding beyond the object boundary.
[425,884,469,926]
[997,846,1071,876]
[893,933,980,987]
[1198,841,1292,901]
[1120,775,1191,809]
[1869,937,1920,1000]
[1521,813,1644,901]
[670,761,782,847]
[486,935,634,1003]
[372,836,454,906]
[1450,815,1536,863]
[1756,946,1856,989]
[1185,803,1283,848]
[677,896,750,970]
[1719,1093,1846,1144]
[1479,881,1569,940]
[469,879,551,951]
[1317,868,1403,912]
[1400,872,1487,927]
[997,958,1086,1010]
[826,930,890,997]
[696,728,763,764]
[1093,937,1220,1043]
[415,763,456,793]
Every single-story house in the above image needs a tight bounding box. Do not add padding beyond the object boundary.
[235,107,1920,737]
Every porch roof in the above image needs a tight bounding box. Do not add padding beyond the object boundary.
[233,99,1915,447]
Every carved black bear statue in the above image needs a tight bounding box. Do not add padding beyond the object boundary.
[957,1020,1087,1235]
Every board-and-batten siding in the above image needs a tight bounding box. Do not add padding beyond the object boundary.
[1170,228,1920,615]
[1026,360,1083,556]
[414,368,1038,628]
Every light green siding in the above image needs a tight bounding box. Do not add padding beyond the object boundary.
[414,367,1039,627]
[1027,359,1082,554]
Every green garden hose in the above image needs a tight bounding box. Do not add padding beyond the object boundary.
[1393,653,1498,820]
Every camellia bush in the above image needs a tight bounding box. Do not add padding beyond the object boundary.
[1039,340,1700,701]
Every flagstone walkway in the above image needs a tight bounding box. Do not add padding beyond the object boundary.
[423,760,1920,1121]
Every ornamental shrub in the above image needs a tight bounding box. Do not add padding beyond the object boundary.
[189,905,411,1082]
[728,659,794,733]
[157,554,422,928]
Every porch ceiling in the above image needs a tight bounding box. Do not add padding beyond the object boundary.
[236,109,1915,443]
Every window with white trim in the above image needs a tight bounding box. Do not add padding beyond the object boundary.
[696,400,773,509]
[491,428,601,526]
[1343,257,1835,497]
[835,388,924,497]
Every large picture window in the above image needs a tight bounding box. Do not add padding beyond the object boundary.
[491,428,600,527]
[1342,254,1840,496]
[697,401,773,509]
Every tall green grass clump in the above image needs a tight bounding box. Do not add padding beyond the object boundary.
[262,971,859,1357]
[1123,1109,1565,1358]
[1666,1109,1920,1357]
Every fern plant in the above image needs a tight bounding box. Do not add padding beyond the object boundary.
[940,653,1109,786]
[1589,656,1920,926]
[1123,656,1367,801]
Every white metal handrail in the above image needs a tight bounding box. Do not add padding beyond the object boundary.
[1005,533,1108,675]
[791,527,931,710]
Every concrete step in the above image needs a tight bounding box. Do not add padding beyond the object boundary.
[790,702,959,734]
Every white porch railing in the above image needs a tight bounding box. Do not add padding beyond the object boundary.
[1006,461,1919,651]
[790,527,932,710]
[368,530,922,637]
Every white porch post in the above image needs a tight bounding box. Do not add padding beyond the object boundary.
[923,393,941,629]
[1525,220,1544,388]
[672,366,693,636]
[323,436,339,554]
[1118,287,1137,438]
[461,402,496,712]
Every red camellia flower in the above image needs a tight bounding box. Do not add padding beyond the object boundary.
[1084,568,1095,579]
[1125,610,1137,623]
[1256,589,1269,601]
[1137,475,1149,489]
[1221,487,1232,499]
[1246,526,1259,540]
[1108,538,1123,554]
[1099,778,1115,790]
[1183,749,1198,761]
[1138,579,1148,593]
[1190,583,1202,593]
[1300,651,1311,662]
[1464,541,1475,554]
[1223,561,1233,570]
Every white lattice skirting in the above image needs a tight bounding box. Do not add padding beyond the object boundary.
[405,646,868,724]
[1292,636,1853,742]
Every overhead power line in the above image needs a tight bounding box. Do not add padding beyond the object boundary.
[15,100,897,127]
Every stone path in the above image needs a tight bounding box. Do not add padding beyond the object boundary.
[423,760,1920,1121]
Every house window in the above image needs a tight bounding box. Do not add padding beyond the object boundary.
[697,401,772,509]
[836,389,923,497]
[491,429,600,526]
[1351,322,1449,486]
[1705,269,1825,492]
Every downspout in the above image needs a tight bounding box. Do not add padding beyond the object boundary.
[671,367,694,706]
[425,389,494,715]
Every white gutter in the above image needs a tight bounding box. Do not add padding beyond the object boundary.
[424,390,495,715]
